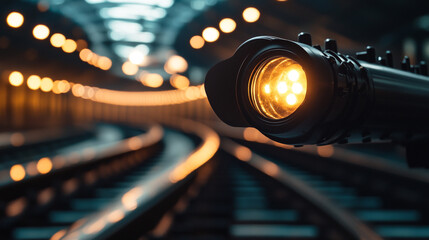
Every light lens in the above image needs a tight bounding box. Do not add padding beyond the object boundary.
[249,56,307,120]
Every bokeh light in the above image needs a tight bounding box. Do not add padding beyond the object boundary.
[27,75,42,90]
[170,74,190,90]
[40,77,53,92]
[33,24,50,40]
[6,12,24,28]
[9,71,24,87]
[122,61,139,76]
[164,55,188,74]
[202,27,220,42]
[190,35,205,49]
[141,73,163,88]
[50,33,66,48]
[243,7,260,23]
[62,39,77,53]
[219,18,236,33]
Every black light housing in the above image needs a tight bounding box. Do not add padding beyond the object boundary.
[205,33,429,167]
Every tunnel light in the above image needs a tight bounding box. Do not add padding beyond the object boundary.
[202,27,219,43]
[97,56,112,70]
[6,12,24,28]
[205,33,429,166]
[128,45,150,65]
[164,55,188,74]
[107,20,143,33]
[100,6,166,21]
[129,51,145,65]
[79,48,93,62]
[10,164,26,181]
[110,32,155,43]
[40,77,53,92]
[50,33,66,48]
[170,74,190,89]
[60,80,71,93]
[9,71,24,87]
[190,35,205,49]
[242,7,260,23]
[33,24,50,40]
[72,84,85,97]
[62,39,77,53]
[219,18,236,33]
[37,157,52,174]
[27,75,41,90]
[122,61,139,76]
[141,73,163,88]
[90,0,174,8]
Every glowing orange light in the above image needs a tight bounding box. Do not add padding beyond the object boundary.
[262,161,279,176]
[10,164,26,181]
[242,7,260,23]
[202,27,219,42]
[27,75,41,90]
[72,83,84,97]
[37,157,52,174]
[122,61,138,76]
[141,73,163,88]
[170,74,190,90]
[50,33,65,48]
[249,56,307,119]
[219,18,236,33]
[6,12,24,28]
[9,71,24,87]
[122,187,142,210]
[33,24,50,40]
[50,230,66,240]
[62,39,77,53]
[189,35,204,49]
[59,80,71,93]
[97,56,112,70]
[317,145,334,158]
[234,146,252,161]
[107,209,124,223]
[169,126,220,183]
[164,55,188,74]
[40,77,53,92]
[79,48,93,62]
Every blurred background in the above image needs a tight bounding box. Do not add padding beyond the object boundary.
[1,0,429,240]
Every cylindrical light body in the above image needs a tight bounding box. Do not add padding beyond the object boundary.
[205,36,429,145]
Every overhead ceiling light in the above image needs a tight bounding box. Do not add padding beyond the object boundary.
[107,20,143,33]
[242,7,260,23]
[190,35,205,49]
[114,44,135,59]
[164,55,188,74]
[85,0,104,3]
[100,6,166,21]
[122,61,139,75]
[33,24,50,40]
[219,18,236,33]
[128,45,150,65]
[6,12,24,28]
[109,32,155,43]
[106,0,174,8]
[202,27,219,42]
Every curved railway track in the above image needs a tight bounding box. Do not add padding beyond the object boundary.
[1,122,429,240]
